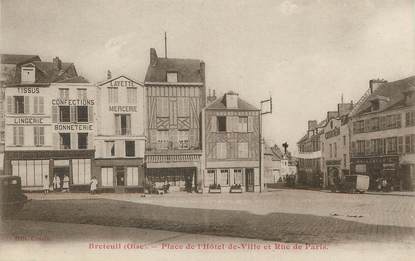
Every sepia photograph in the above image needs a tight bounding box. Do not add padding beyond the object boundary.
[0,0,414,260]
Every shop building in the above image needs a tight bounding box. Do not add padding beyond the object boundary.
[350,76,415,191]
[263,143,283,186]
[3,57,94,191]
[320,102,353,188]
[144,48,206,192]
[94,75,145,193]
[202,91,260,193]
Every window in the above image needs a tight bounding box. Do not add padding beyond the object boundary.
[398,136,403,154]
[77,106,89,122]
[178,130,189,149]
[177,98,189,117]
[101,167,113,187]
[21,67,35,83]
[77,89,87,100]
[157,130,169,149]
[218,169,230,186]
[343,154,347,168]
[238,142,248,158]
[125,141,135,157]
[234,169,243,184]
[105,141,115,157]
[59,88,69,100]
[334,143,337,158]
[405,135,415,153]
[126,167,139,186]
[206,170,216,185]
[59,106,70,122]
[343,136,346,146]
[406,111,415,127]
[216,143,227,159]
[386,137,397,154]
[127,88,137,104]
[108,87,118,103]
[217,116,226,132]
[115,114,131,135]
[72,159,91,185]
[238,117,248,132]
[34,126,45,146]
[14,96,25,114]
[13,126,24,146]
[329,144,333,158]
[78,133,88,149]
[59,133,71,149]
[167,72,178,83]
[353,120,364,134]
[33,96,44,114]
[357,140,365,156]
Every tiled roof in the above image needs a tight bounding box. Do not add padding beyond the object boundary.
[57,76,89,83]
[1,54,40,65]
[145,57,204,83]
[355,76,415,116]
[206,95,259,111]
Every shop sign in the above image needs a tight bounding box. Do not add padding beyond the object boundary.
[383,163,396,170]
[108,105,137,112]
[52,99,95,106]
[54,124,93,131]
[351,156,399,165]
[13,117,44,124]
[325,127,340,139]
[110,80,134,87]
[17,87,40,94]
[326,160,341,166]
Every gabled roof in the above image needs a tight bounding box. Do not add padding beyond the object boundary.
[355,76,415,116]
[1,54,40,65]
[206,94,259,111]
[98,75,143,86]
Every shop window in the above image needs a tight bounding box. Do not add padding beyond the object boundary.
[234,169,243,184]
[238,142,248,158]
[178,130,189,149]
[11,160,49,187]
[127,87,137,104]
[34,126,45,146]
[72,159,91,185]
[125,141,135,157]
[101,167,113,187]
[127,167,139,186]
[218,169,230,186]
[77,106,89,122]
[78,133,88,149]
[59,88,69,100]
[217,116,226,132]
[59,106,70,122]
[108,87,118,103]
[13,126,24,146]
[59,133,71,149]
[115,114,131,135]
[206,170,216,185]
[105,141,115,157]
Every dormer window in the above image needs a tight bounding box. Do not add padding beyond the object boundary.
[21,65,35,83]
[371,100,379,111]
[167,72,178,83]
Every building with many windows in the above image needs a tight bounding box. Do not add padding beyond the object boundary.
[94,75,145,192]
[3,57,94,191]
[350,76,415,191]
[202,91,261,193]
[144,48,206,192]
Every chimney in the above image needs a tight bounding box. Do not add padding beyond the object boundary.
[200,61,205,84]
[225,91,238,108]
[150,48,158,67]
[53,57,62,71]
[308,120,317,131]
[369,79,387,94]
[107,70,112,80]
[207,89,217,105]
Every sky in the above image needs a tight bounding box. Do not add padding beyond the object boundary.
[1,0,414,154]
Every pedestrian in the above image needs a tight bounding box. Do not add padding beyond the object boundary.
[62,175,70,192]
[53,174,61,192]
[43,175,49,194]
[90,176,98,194]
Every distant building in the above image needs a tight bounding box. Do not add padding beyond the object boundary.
[202,91,260,192]
[3,57,94,191]
[143,48,206,192]
[350,76,415,191]
[94,75,146,192]
[263,143,283,185]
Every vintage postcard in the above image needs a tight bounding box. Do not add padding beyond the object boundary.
[0,0,414,260]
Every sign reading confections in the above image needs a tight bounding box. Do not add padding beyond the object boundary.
[52,99,95,106]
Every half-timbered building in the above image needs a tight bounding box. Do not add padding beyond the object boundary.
[202,91,260,193]
[144,48,206,192]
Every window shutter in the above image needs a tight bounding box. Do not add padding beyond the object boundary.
[248,116,254,132]
[88,106,94,122]
[34,127,38,146]
[7,96,12,113]
[33,96,39,114]
[19,127,24,145]
[52,106,58,123]
[226,117,231,132]
[115,115,121,135]
[39,97,44,114]
[71,133,77,150]
[53,133,59,149]
[70,106,77,122]
[210,116,217,132]
[40,127,45,146]
[13,126,17,145]
[126,115,131,135]
[24,96,30,114]
[87,133,93,149]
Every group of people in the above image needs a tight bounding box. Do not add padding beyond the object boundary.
[42,174,98,194]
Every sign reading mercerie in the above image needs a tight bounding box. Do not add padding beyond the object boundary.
[109,106,137,112]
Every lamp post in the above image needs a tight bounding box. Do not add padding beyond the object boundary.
[259,96,272,192]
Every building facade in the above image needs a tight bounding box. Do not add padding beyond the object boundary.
[144,48,206,192]
[3,57,94,191]
[94,75,146,192]
[350,76,415,191]
[202,92,261,193]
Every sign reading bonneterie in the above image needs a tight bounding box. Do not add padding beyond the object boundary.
[54,124,93,131]
[52,99,95,106]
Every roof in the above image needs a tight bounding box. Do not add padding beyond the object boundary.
[355,76,415,116]
[98,75,143,86]
[1,54,40,65]
[56,76,89,83]
[144,49,204,83]
[206,94,259,111]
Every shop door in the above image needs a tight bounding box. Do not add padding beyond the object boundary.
[246,168,254,192]
[116,167,125,186]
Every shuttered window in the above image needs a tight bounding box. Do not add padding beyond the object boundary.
[216,142,227,159]
[34,126,45,146]
[13,126,24,146]
[127,87,137,104]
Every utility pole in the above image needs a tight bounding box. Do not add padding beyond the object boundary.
[164,32,167,58]
[259,96,272,192]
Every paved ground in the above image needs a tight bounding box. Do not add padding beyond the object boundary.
[3,189,414,246]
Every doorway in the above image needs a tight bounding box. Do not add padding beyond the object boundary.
[245,168,254,192]
[116,167,125,186]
